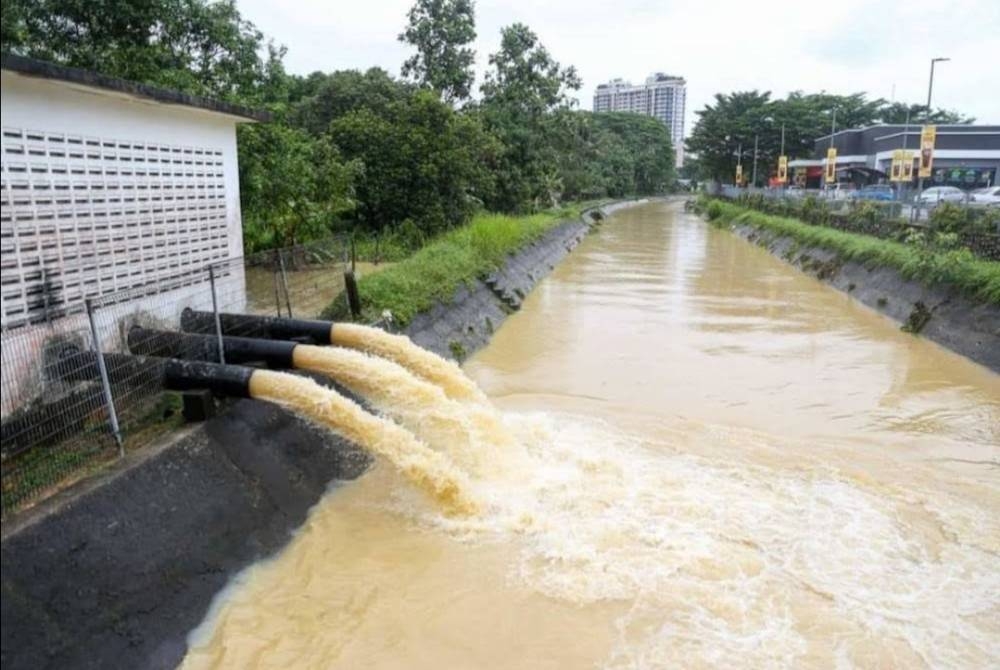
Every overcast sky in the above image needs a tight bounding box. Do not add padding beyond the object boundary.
[236,0,1000,137]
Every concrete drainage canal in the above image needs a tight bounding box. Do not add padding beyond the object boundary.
[3,199,999,670]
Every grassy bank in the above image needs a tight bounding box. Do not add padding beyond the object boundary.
[324,205,587,325]
[702,198,1000,305]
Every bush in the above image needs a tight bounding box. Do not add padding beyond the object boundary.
[930,202,999,236]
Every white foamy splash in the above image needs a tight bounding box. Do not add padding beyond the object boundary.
[394,410,1000,668]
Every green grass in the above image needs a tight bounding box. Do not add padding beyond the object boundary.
[324,205,586,325]
[705,199,1000,305]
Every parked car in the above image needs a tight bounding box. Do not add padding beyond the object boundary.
[915,186,966,205]
[851,185,895,202]
[969,186,1000,207]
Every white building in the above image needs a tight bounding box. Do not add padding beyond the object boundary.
[593,74,687,167]
[0,55,264,413]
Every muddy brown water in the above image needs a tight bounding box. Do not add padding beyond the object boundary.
[182,201,999,669]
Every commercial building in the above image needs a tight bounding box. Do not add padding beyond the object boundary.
[593,74,686,167]
[788,124,1000,189]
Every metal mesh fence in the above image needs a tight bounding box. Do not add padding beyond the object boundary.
[1,234,348,515]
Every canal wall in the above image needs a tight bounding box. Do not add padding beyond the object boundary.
[731,223,1000,373]
[405,199,653,360]
[1,401,369,670]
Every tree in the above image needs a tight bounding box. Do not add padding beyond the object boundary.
[1,0,270,101]
[239,124,359,251]
[685,91,774,183]
[878,102,974,125]
[478,23,582,211]
[289,68,414,135]
[592,113,675,194]
[398,0,476,104]
[480,23,581,113]
[329,90,498,233]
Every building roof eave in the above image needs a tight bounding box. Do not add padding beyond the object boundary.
[1,53,271,123]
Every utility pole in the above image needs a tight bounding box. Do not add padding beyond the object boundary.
[751,134,759,189]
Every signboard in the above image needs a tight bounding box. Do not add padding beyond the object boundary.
[890,150,903,182]
[735,163,743,186]
[918,125,936,178]
[825,147,837,184]
[777,156,788,184]
[901,150,914,181]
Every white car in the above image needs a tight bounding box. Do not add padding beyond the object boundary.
[970,186,1000,207]
[915,186,966,205]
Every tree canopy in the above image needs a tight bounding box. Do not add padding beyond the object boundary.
[4,0,975,247]
[398,0,476,104]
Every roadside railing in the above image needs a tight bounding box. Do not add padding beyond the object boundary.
[1,234,350,516]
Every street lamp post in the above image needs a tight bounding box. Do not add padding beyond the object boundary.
[926,57,950,119]
[917,57,950,219]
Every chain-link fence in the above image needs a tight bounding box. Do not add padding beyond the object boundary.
[1,234,350,516]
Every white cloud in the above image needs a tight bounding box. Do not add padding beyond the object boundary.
[237,0,1000,133]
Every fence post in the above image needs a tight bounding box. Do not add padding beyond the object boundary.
[344,269,362,319]
[272,251,282,317]
[208,265,226,365]
[277,250,293,318]
[85,298,124,458]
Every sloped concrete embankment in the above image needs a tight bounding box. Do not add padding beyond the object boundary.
[732,223,1000,373]
[406,199,650,359]
[1,402,369,670]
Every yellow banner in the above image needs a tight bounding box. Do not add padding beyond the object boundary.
[825,147,837,184]
[890,150,903,182]
[777,156,788,184]
[735,163,743,186]
[902,150,914,181]
[918,125,936,178]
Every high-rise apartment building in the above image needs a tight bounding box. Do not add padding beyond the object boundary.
[593,73,686,166]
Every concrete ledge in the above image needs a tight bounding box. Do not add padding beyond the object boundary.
[732,223,1000,373]
[1,401,369,670]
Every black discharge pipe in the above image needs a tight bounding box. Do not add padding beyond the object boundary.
[128,326,297,369]
[181,308,333,345]
[50,348,255,398]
